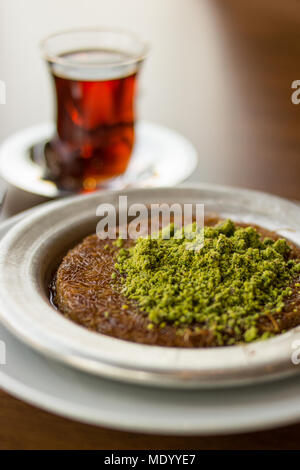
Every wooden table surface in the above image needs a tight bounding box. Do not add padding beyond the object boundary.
[1,0,300,450]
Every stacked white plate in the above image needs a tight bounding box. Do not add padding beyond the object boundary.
[0,184,300,434]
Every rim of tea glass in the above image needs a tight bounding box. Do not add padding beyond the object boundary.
[40,27,149,69]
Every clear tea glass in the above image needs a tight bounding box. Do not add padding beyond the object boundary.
[41,29,148,192]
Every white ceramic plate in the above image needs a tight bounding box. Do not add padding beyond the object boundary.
[0,184,300,389]
[0,121,198,197]
[1,195,300,434]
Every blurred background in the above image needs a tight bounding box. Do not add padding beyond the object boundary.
[1,0,300,199]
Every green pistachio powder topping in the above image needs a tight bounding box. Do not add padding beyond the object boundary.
[114,220,300,345]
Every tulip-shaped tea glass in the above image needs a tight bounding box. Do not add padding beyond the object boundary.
[41,29,148,192]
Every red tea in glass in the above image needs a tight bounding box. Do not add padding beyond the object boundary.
[42,30,147,192]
